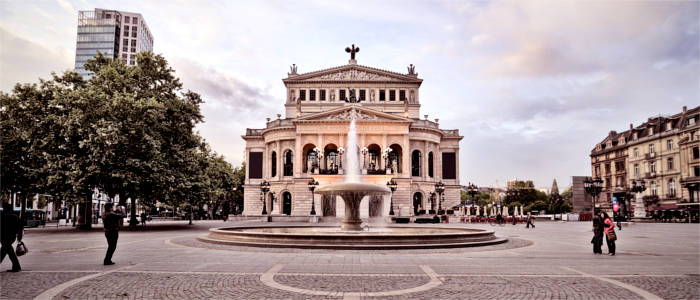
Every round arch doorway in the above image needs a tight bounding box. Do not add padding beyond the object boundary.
[413,192,422,215]
[282,192,292,215]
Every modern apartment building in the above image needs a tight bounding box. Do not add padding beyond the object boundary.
[74,8,153,78]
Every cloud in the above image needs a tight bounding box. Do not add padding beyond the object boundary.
[0,27,73,92]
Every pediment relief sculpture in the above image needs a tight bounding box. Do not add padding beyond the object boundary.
[324,109,379,121]
[315,69,397,81]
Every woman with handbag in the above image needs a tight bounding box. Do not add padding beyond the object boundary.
[601,212,616,256]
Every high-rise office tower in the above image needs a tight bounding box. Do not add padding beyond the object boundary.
[75,8,153,78]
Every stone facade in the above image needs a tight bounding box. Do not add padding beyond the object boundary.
[590,105,700,216]
[242,57,462,217]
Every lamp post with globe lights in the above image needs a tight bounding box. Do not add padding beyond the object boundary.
[387,180,398,215]
[435,181,445,215]
[630,180,647,218]
[260,180,270,215]
[584,177,603,217]
[308,179,319,215]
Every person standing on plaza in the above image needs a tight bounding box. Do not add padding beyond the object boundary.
[1,202,23,272]
[526,212,535,228]
[591,213,604,254]
[102,203,124,265]
[602,212,616,256]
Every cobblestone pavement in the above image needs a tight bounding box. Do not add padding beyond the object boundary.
[0,220,697,299]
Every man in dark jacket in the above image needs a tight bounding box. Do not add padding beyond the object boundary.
[102,203,124,265]
[1,202,23,272]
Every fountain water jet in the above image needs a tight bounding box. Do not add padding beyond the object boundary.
[316,106,390,231]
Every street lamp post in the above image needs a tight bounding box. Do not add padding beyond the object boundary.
[435,181,445,214]
[387,180,398,215]
[308,179,319,215]
[584,177,603,218]
[467,183,478,214]
[260,180,270,215]
[429,192,435,212]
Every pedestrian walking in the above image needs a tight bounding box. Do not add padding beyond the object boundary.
[526,212,535,228]
[1,202,23,272]
[615,213,623,231]
[591,212,604,254]
[602,212,616,256]
[102,203,124,265]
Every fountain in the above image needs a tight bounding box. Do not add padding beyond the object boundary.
[199,105,506,249]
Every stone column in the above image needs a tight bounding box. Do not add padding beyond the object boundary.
[294,133,301,177]
[402,135,410,177]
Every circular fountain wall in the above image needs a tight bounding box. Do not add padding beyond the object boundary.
[198,225,506,250]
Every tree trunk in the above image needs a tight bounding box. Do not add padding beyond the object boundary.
[19,192,27,227]
[188,206,193,225]
[72,203,77,227]
[130,197,138,228]
[78,193,93,229]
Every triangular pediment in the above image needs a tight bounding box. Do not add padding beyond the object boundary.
[295,105,413,122]
[284,64,422,83]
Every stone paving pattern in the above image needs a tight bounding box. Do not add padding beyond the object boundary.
[0,272,93,300]
[0,220,697,299]
[275,274,430,292]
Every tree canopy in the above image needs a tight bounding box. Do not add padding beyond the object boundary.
[1,52,238,227]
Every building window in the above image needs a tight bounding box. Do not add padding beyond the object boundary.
[249,152,263,179]
[649,144,654,154]
[132,32,137,38]
[605,163,611,174]
[651,181,657,195]
[132,17,138,24]
[650,161,656,173]
[442,152,456,179]
[694,166,700,177]
[689,118,696,125]
[667,139,673,150]
[283,150,293,176]
[271,151,277,177]
[668,179,676,198]
[133,26,137,32]
[379,90,385,101]
[616,176,622,187]
[131,39,137,46]
[605,177,611,189]
[634,148,638,157]
[123,47,128,52]
[411,150,422,177]
[428,152,434,178]
[634,164,639,177]
[320,89,326,101]
[399,90,406,101]
[693,146,699,159]
[125,16,130,23]
[131,47,136,52]
[389,90,396,101]
[123,38,128,44]
[595,165,600,177]
[359,89,366,101]
[339,89,346,101]
[309,90,316,101]
[666,122,672,131]
[667,158,673,170]
[299,90,306,100]
[649,127,654,135]
[122,54,127,59]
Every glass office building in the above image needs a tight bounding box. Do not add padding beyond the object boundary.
[74,9,153,78]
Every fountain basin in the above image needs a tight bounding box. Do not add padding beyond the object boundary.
[198,225,507,250]
[316,182,391,231]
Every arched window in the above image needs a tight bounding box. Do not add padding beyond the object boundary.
[412,150,422,177]
[428,152,434,178]
[389,144,402,173]
[271,151,277,177]
[306,149,318,173]
[283,150,293,176]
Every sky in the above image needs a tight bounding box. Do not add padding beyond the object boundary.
[1,0,698,189]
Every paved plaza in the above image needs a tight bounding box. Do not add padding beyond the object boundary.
[1,220,698,299]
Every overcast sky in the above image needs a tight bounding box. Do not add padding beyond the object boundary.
[1,0,698,189]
